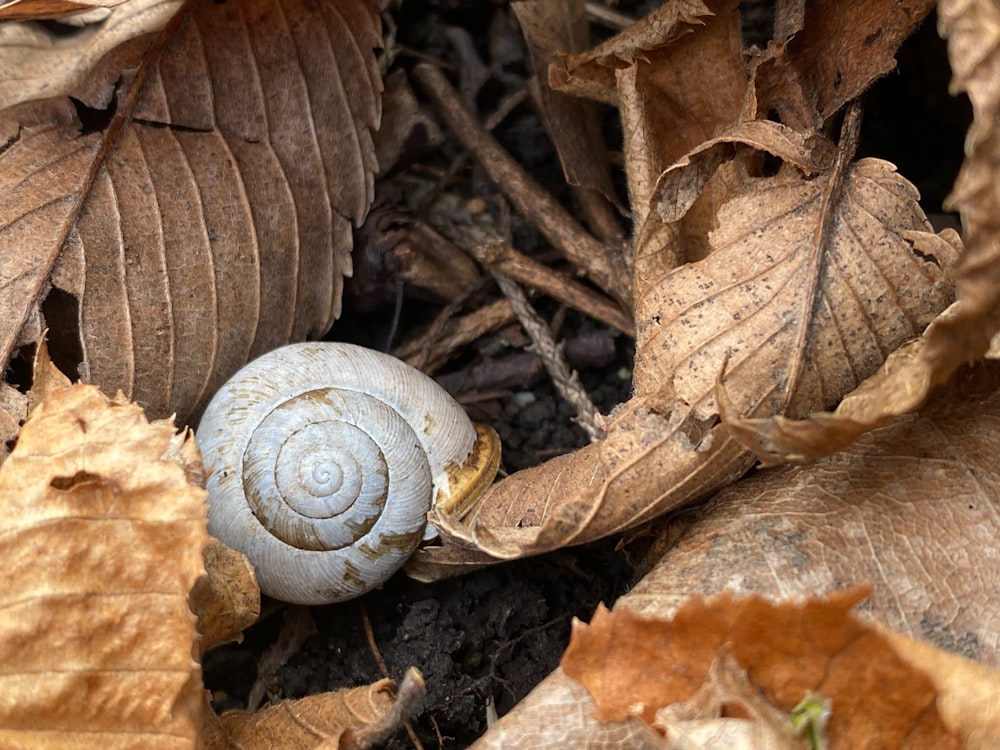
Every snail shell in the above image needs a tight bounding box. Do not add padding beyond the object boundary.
[196,342,500,605]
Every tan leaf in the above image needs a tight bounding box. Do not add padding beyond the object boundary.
[881,629,1000,750]
[0,344,208,748]
[412,108,955,573]
[0,382,27,463]
[0,0,126,22]
[210,668,426,750]
[552,0,747,230]
[191,538,261,652]
[750,0,935,130]
[558,591,960,749]
[716,0,1000,465]
[622,363,1000,664]
[0,0,382,425]
[0,0,183,110]
[473,590,971,749]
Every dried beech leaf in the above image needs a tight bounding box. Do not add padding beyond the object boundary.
[553,0,747,230]
[469,669,665,749]
[751,0,935,129]
[413,123,954,573]
[718,0,1000,464]
[211,668,425,750]
[558,591,960,749]
[0,0,126,22]
[191,538,261,652]
[474,591,970,748]
[0,0,182,110]
[0,0,382,425]
[0,383,27,463]
[881,629,1000,749]
[0,345,208,747]
[550,0,716,106]
[623,364,1000,665]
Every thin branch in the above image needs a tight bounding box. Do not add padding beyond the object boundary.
[413,62,634,309]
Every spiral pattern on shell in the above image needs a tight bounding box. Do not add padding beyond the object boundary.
[196,342,481,604]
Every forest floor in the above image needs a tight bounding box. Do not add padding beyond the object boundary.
[202,2,969,747]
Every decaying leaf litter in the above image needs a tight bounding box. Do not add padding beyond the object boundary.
[1,0,998,747]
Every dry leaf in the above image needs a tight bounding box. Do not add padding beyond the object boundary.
[473,590,972,749]
[0,0,382,426]
[0,382,27,463]
[558,590,960,749]
[0,0,183,110]
[0,0,126,22]
[623,362,1000,666]
[750,0,935,130]
[512,0,622,219]
[0,342,208,748]
[413,106,955,576]
[472,361,1000,748]
[210,668,425,750]
[191,538,261,652]
[552,0,747,232]
[881,629,1000,750]
[717,0,1000,465]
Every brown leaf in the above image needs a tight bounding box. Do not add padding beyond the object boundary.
[559,590,960,749]
[881,629,1000,749]
[0,345,208,747]
[751,0,935,130]
[552,0,747,231]
[469,669,666,749]
[191,538,261,652]
[0,0,382,425]
[0,0,182,110]
[412,107,954,573]
[0,382,27,463]
[716,0,1000,465]
[211,668,425,750]
[512,0,623,218]
[624,363,1000,664]
[0,0,126,22]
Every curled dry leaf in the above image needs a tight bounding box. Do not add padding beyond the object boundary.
[512,0,624,236]
[551,0,747,232]
[718,0,1000,464]
[412,103,955,576]
[749,0,937,130]
[209,668,426,750]
[0,343,208,747]
[0,0,382,426]
[470,362,1000,749]
[0,0,182,110]
[191,538,261,652]
[557,590,960,749]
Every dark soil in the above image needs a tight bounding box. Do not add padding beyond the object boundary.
[203,3,968,748]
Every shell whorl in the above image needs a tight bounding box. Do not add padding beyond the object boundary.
[196,342,481,605]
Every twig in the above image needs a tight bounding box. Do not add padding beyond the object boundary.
[584,1,634,30]
[392,297,515,373]
[413,62,633,308]
[472,237,634,336]
[416,86,529,214]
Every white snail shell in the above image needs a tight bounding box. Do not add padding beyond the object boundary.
[196,342,500,605]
